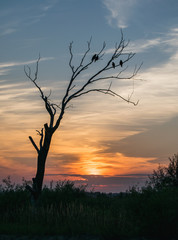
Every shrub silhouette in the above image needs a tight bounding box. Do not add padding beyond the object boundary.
[148,154,178,189]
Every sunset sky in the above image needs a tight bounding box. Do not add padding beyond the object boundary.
[1,0,178,192]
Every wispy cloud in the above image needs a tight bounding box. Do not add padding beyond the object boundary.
[0,57,54,75]
[103,0,140,28]
[0,69,10,76]
[1,28,17,36]
[0,0,58,37]
[0,18,19,36]
[104,37,162,57]
[105,33,175,56]
[41,0,59,12]
[127,38,162,53]
[129,28,178,54]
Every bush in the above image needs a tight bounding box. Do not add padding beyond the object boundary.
[148,154,178,189]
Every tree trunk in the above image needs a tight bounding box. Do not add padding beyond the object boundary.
[27,125,53,204]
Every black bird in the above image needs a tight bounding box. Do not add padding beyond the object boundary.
[92,54,97,62]
[120,60,123,67]
[112,62,115,69]
[94,55,99,61]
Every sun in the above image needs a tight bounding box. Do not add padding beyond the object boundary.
[87,167,101,175]
[84,159,104,175]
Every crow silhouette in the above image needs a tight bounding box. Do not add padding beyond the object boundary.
[120,60,123,67]
[94,55,99,61]
[92,54,98,62]
[112,62,115,69]
[92,54,97,62]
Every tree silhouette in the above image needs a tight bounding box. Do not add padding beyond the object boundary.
[24,32,141,202]
[148,154,178,189]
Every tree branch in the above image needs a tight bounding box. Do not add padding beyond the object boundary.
[24,55,44,98]
[69,41,75,74]
[71,88,139,106]
[74,37,92,74]
[36,128,44,149]
[29,136,40,154]
[24,56,57,128]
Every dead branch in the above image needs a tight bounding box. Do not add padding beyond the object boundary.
[24,57,57,128]
[29,136,39,154]
[69,88,139,106]
[36,128,44,149]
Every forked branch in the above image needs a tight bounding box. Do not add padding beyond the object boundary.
[29,136,40,154]
[24,56,57,128]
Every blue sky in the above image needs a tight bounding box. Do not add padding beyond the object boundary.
[1,0,178,192]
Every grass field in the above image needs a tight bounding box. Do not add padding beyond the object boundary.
[0,177,178,240]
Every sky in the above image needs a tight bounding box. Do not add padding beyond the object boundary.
[1,0,178,192]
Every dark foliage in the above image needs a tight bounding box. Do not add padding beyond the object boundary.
[148,153,178,189]
[1,176,178,239]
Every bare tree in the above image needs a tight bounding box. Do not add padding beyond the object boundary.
[24,32,141,202]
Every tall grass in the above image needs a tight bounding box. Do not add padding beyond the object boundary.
[0,176,178,239]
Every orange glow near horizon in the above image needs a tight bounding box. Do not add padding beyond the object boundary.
[0,132,155,179]
[0,86,167,192]
[0,118,166,193]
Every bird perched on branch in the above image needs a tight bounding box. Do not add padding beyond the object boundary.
[112,62,115,69]
[95,55,99,61]
[92,54,97,62]
[120,60,123,67]
[92,54,99,62]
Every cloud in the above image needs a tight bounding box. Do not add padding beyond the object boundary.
[127,38,162,53]
[0,57,54,76]
[1,28,17,36]
[48,153,80,165]
[45,173,149,192]
[0,80,49,131]
[0,0,58,37]
[101,116,178,162]
[0,21,19,37]
[4,156,35,167]
[0,57,54,69]
[25,14,46,25]
[42,0,59,12]
[0,69,10,76]
[105,28,178,56]
[103,0,140,28]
